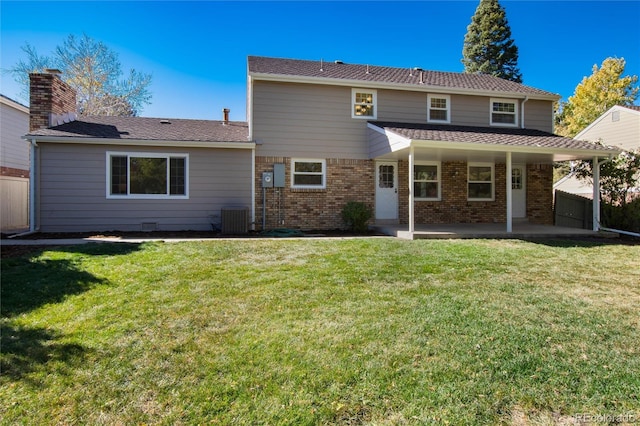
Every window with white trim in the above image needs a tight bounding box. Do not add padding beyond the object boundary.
[490,98,518,127]
[414,162,441,200]
[107,152,189,198]
[468,163,494,201]
[291,159,326,189]
[352,89,377,119]
[427,94,450,123]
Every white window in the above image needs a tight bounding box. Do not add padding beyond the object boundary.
[352,89,377,119]
[468,162,494,201]
[427,94,450,123]
[107,152,189,199]
[414,162,441,200]
[490,98,518,127]
[291,159,326,189]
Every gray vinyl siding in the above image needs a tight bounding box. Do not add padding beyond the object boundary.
[38,143,252,232]
[252,81,369,158]
[251,81,555,160]
[523,100,553,133]
[0,101,30,170]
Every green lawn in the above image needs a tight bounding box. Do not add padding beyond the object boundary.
[1,238,639,425]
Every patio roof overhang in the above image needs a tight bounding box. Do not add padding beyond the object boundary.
[367,121,621,236]
[367,121,621,163]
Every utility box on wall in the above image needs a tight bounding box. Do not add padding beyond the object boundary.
[273,163,285,188]
[262,171,273,188]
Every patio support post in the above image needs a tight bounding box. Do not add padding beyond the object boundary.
[593,156,600,231]
[506,151,513,233]
[409,144,415,235]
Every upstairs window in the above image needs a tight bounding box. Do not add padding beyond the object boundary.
[427,94,450,123]
[291,159,326,189]
[414,162,441,200]
[107,152,188,199]
[352,89,377,119]
[468,163,494,201]
[490,98,518,127]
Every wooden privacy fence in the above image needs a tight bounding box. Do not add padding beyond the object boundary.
[554,190,593,230]
[1,176,29,233]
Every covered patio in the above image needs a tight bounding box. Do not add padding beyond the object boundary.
[368,122,622,239]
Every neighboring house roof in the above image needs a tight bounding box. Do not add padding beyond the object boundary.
[370,121,620,153]
[25,115,251,145]
[0,94,29,113]
[248,56,559,100]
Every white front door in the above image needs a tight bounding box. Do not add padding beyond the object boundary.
[375,161,398,222]
[512,164,526,218]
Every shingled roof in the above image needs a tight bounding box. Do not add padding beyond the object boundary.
[248,56,558,99]
[26,115,250,143]
[370,121,621,153]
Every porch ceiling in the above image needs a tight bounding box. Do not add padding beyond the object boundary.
[368,121,621,163]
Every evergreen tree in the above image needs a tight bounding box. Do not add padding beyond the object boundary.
[462,0,522,83]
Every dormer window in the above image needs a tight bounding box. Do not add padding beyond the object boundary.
[352,89,377,119]
[490,98,518,127]
[427,94,450,123]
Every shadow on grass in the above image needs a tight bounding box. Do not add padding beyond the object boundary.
[1,243,141,317]
[522,235,639,248]
[1,243,140,383]
[0,323,92,382]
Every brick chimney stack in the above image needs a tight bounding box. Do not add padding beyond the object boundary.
[29,69,77,132]
[223,108,230,125]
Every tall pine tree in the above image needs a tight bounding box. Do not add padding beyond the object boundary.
[462,0,522,83]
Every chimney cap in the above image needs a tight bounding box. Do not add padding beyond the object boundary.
[44,68,63,75]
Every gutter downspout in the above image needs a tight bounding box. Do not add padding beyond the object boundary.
[521,96,529,129]
[29,138,38,233]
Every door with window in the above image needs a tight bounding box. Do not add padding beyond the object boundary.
[512,164,526,218]
[375,161,398,222]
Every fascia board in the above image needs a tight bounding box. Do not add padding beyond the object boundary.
[410,139,620,158]
[249,72,560,101]
[22,136,255,149]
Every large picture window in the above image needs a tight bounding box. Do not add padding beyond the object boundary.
[291,159,326,189]
[414,162,441,200]
[490,98,518,127]
[468,163,494,201]
[352,88,377,119]
[107,152,188,198]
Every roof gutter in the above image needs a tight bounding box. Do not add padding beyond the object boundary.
[21,135,256,149]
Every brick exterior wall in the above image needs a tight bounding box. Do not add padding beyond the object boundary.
[255,156,375,230]
[256,157,554,230]
[526,163,554,225]
[29,72,76,131]
[1,166,29,179]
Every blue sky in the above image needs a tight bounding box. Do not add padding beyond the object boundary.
[1,1,639,121]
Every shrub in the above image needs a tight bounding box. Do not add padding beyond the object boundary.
[341,201,373,233]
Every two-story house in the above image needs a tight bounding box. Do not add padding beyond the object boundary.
[23,57,619,236]
[248,56,618,235]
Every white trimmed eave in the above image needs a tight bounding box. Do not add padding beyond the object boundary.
[22,135,256,149]
[368,124,620,162]
[249,72,560,102]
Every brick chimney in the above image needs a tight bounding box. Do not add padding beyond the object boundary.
[223,108,230,125]
[29,69,77,132]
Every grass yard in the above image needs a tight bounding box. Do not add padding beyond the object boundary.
[1,238,639,425]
